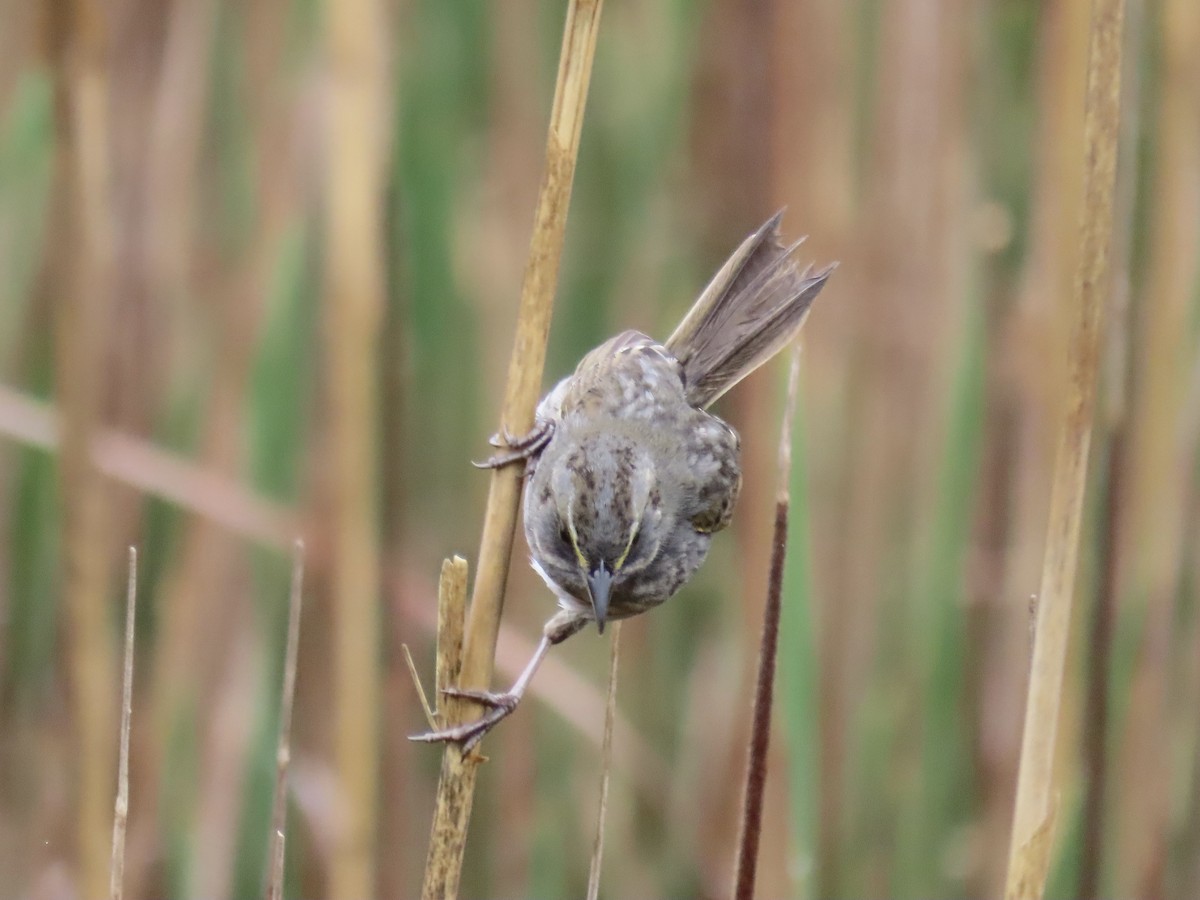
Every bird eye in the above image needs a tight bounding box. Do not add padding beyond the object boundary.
[558,523,572,546]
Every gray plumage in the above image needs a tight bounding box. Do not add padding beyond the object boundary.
[525,212,834,629]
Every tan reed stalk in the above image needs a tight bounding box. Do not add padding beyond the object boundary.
[46,0,119,893]
[109,548,137,900]
[1003,1,1126,897]
[975,5,1091,895]
[458,0,603,690]
[586,623,621,900]
[1078,1,1144,891]
[419,1,604,896]
[420,558,470,900]
[324,0,387,892]
[266,541,306,900]
[733,344,803,900]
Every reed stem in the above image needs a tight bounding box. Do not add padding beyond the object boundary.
[1004,0,1126,896]
[109,548,137,900]
[419,1,604,896]
[733,345,803,900]
[265,541,305,900]
[586,623,621,900]
[324,0,387,891]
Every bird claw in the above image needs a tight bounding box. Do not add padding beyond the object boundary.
[440,686,519,711]
[473,420,555,469]
[408,689,521,753]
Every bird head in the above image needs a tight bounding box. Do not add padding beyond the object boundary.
[528,434,665,632]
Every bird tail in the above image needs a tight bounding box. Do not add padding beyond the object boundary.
[665,212,835,409]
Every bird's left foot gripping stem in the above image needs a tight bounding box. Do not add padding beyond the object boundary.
[409,611,586,752]
[473,418,555,470]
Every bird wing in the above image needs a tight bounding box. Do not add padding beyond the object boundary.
[666,212,834,409]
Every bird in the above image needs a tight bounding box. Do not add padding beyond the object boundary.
[411,211,834,751]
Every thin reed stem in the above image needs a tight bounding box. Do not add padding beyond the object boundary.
[419,1,604,896]
[420,558,470,900]
[324,0,387,891]
[109,548,137,900]
[586,623,621,900]
[266,541,305,900]
[734,345,803,900]
[1079,3,1143,890]
[47,0,119,891]
[459,0,603,696]
[1004,0,1126,896]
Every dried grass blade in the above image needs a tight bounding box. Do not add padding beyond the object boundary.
[420,1,605,896]
[733,344,803,900]
[586,622,621,900]
[266,540,306,900]
[1004,0,1127,896]
[109,548,137,900]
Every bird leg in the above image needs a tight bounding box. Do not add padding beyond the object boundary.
[409,610,586,753]
[473,418,555,470]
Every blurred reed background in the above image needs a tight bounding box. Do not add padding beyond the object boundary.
[0,0,1197,897]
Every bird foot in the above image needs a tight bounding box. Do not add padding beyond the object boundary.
[473,419,554,469]
[408,688,522,754]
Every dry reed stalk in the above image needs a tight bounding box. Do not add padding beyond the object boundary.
[109,548,137,900]
[1079,2,1144,891]
[586,623,621,900]
[732,345,803,900]
[324,0,387,892]
[266,542,306,900]
[420,558,470,900]
[458,0,603,691]
[46,0,119,894]
[977,6,1092,895]
[419,1,604,895]
[1003,0,1126,897]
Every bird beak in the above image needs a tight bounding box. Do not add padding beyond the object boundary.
[586,561,613,634]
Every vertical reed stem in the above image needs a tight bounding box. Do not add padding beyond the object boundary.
[325,0,387,890]
[459,0,604,692]
[48,0,118,893]
[266,541,305,900]
[586,623,621,900]
[420,558,470,900]
[733,345,803,900]
[1004,1,1125,896]
[109,548,137,900]
[419,1,604,895]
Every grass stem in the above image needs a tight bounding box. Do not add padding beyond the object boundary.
[586,623,621,900]
[420,558,471,900]
[109,548,137,900]
[265,541,305,900]
[1004,0,1126,896]
[733,344,803,900]
[419,1,604,895]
